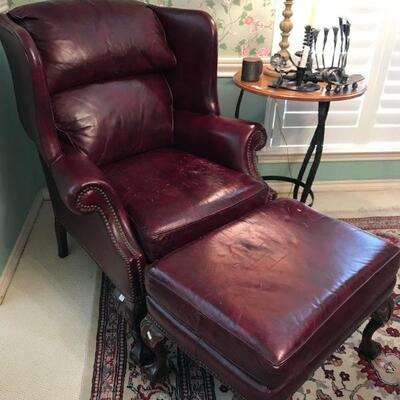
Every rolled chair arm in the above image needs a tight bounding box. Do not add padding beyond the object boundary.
[174,110,267,179]
[50,152,146,300]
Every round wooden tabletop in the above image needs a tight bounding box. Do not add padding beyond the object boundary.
[233,71,367,102]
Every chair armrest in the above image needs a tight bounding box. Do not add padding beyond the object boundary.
[174,110,267,179]
[50,152,146,299]
[50,152,117,213]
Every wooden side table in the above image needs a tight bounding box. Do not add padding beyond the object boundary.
[233,72,367,205]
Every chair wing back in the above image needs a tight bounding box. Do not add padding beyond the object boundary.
[151,5,220,115]
[6,0,177,166]
[0,12,62,164]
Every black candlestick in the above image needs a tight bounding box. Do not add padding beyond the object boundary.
[312,28,320,70]
[331,26,339,67]
[322,28,329,69]
[338,17,344,67]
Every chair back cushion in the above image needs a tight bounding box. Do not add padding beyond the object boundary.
[9,0,176,165]
[52,75,173,165]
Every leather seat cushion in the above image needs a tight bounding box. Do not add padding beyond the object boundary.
[9,0,176,93]
[103,148,268,261]
[145,199,400,388]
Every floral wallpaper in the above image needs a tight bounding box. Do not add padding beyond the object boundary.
[146,0,275,57]
[7,0,276,57]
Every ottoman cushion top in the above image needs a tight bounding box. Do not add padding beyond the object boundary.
[145,199,400,388]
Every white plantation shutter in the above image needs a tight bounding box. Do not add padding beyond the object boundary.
[375,26,400,128]
[263,0,400,157]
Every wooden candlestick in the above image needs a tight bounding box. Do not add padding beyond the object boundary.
[264,0,295,77]
[278,0,294,61]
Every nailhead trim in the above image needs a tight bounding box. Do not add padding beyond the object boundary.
[246,129,267,178]
[246,129,276,201]
[76,186,145,300]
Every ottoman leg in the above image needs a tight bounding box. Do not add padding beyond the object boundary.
[112,291,152,367]
[140,315,169,383]
[129,313,153,367]
[359,297,394,359]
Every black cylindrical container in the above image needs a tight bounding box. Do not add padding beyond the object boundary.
[241,57,263,82]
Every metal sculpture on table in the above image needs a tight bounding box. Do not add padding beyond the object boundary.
[234,17,366,206]
[269,18,365,95]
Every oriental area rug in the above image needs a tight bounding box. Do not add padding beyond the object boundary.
[90,216,400,400]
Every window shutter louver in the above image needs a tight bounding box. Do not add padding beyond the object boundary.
[261,0,400,158]
[375,26,400,127]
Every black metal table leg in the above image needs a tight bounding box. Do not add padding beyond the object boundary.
[292,128,319,201]
[298,102,330,203]
[235,89,244,118]
[262,101,331,206]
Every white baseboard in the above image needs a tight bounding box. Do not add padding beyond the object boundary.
[258,150,400,163]
[269,179,400,195]
[42,187,50,201]
[0,191,45,305]
[217,57,269,77]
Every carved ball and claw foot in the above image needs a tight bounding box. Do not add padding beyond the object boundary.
[359,297,394,360]
[129,331,153,367]
[140,315,169,383]
[114,295,152,367]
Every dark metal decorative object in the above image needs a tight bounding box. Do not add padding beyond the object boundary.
[270,53,287,70]
[269,25,320,93]
[331,26,339,67]
[269,17,364,94]
[322,27,329,68]
[312,28,320,70]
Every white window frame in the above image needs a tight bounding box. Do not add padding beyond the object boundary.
[260,0,400,163]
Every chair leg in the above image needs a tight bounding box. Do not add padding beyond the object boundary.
[113,291,152,367]
[55,220,68,258]
[359,297,394,359]
[130,328,154,367]
[140,314,169,383]
[129,306,153,367]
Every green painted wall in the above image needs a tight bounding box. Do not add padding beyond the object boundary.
[258,160,400,181]
[0,45,43,275]
[218,78,267,123]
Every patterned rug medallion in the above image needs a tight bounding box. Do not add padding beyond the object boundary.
[90,216,400,400]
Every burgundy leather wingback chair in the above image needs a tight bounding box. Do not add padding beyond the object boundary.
[0,0,272,358]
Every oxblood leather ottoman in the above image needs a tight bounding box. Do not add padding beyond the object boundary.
[141,199,400,400]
